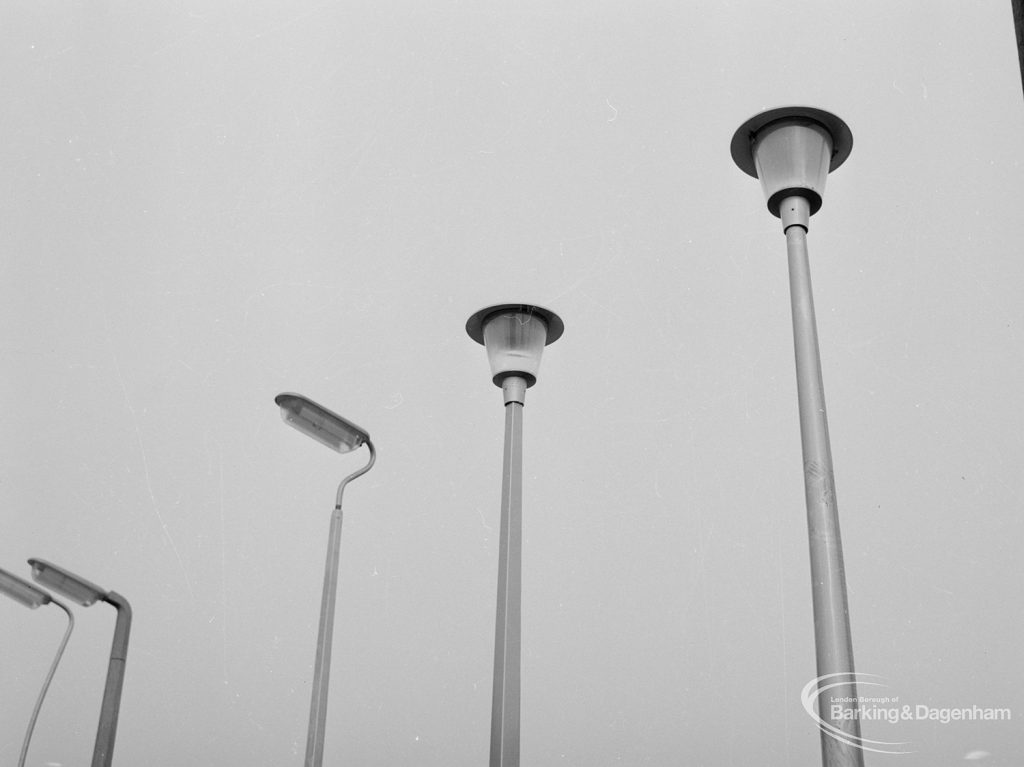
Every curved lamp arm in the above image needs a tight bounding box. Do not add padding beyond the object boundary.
[334,439,376,510]
[20,599,74,767]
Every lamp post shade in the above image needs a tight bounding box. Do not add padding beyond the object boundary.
[466,304,564,388]
[731,106,852,217]
[28,559,106,607]
[275,393,370,454]
[0,567,52,609]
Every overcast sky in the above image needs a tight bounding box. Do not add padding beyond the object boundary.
[3,2,1023,765]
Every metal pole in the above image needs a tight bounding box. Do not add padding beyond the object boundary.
[305,506,343,767]
[92,593,131,767]
[21,599,74,767]
[490,378,524,767]
[305,441,375,767]
[783,197,864,767]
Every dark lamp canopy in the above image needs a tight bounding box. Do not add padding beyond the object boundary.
[28,559,106,607]
[275,393,369,454]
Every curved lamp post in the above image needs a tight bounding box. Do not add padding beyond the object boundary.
[26,559,129,767]
[274,392,376,767]
[0,567,74,767]
[732,107,863,766]
[466,304,563,767]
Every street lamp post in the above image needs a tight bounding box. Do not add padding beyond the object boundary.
[466,304,564,767]
[274,392,376,767]
[731,107,864,766]
[26,559,130,767]
[0,567,75,767]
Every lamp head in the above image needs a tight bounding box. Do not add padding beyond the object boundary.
[27,559,106,607]
[275,393,370,454]
[731,106,852,218]
[0,567,52,609]
[466,304,563,389]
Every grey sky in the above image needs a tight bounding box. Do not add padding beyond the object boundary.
[2,2,1023,765]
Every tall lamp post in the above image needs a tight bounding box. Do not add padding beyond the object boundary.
[274,392,376,767]
[0,567,75,767]
[27,559,130,767]
[731,107,864,766]
[466,303,563,767]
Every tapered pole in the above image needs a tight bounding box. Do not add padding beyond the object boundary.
[305,506,343,767]
[783,197,863,767]
[92,594,131,767]
[20,599,74,767]
[490,376,525,767]
[304,441,376,767]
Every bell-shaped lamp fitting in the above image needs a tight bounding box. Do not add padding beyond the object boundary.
[275,393,369,454]
[731,106,852,224]
[466,304,564,397]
